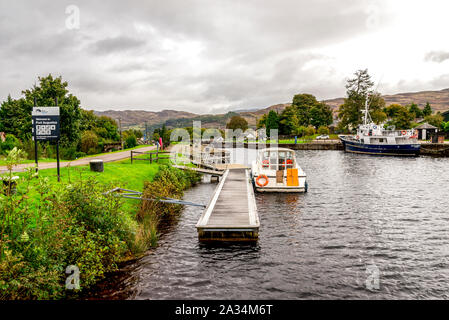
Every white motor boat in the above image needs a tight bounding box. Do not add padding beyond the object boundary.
[251,148,307,193]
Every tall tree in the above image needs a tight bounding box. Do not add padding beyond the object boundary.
[0,74,82,146]
[265,110,279,137]
[423,102,432,117]
[291,93,319,126]
[338,69,376,130]
[309,102,333,129]
[408,103,423,119]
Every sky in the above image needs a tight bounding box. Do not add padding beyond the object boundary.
[1,0,449,113]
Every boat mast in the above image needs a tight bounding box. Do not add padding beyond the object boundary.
[362,95,373,126]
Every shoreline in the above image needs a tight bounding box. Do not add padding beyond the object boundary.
[208,140,449,156]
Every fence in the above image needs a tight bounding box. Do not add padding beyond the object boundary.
[130,150,171,164]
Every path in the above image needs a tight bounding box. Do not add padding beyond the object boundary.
[0,145,156,173]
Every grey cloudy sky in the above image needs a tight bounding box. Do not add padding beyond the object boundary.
[1,0,449,113]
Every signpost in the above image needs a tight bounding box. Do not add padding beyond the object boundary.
[32,103,61,181]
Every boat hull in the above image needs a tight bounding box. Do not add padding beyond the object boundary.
[339,136,420,156]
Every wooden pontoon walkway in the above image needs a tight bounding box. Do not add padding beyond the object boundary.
[196,168,259,242]
[172,165,224,176]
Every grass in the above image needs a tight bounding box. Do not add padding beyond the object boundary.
[13,158,164,217]
[0,144,153,166]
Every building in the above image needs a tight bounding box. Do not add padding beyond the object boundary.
[415,123,438,140]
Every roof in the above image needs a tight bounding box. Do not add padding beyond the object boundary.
[415,123,438,129]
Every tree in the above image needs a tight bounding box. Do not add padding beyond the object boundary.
[0,74,82,146]
[278,106,299,135]
[338,69,376,130]
[309,102,333,128]
[384,104,404,118]
[291,93,319,126]
[257,114,267,129]
[226,115,248,131]
[265,110,279,137]
[424,113,443,128]
[408,103,423,119]
[423,102,432,117]
[388,105,414,129]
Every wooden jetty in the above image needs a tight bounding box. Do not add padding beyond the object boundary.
[172,165,224,176]
[196,168,259,242]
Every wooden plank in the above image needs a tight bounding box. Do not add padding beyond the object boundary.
[196,168,259,242]
[173,165,224,176]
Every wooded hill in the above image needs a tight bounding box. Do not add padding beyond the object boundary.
[93,88,449,130]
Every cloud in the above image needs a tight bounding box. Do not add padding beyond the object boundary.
[89,36,147,55]
[1,0,449,113]
[425,51,449,63]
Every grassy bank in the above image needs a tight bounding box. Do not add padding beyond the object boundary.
[0,155,200,299]
[0,144,152,166]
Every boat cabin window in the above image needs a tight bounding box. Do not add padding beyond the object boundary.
[261,150,294,170]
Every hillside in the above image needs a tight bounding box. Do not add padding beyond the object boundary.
[324,88,449,112]
[93,88,449,130]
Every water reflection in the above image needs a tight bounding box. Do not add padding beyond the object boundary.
[86,150,449,300]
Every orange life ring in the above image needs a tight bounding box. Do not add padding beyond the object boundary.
[256,175,269,187]
[401,130,407,136]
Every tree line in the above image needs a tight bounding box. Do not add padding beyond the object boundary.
[0,75,143,160]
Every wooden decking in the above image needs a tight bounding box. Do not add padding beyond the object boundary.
[196,168,259,242]
[172,165,224,176]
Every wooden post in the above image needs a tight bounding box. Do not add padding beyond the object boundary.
[150,152,152,164]
[131,151,133,164]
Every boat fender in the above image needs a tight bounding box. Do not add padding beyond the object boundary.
[256,175,269,187]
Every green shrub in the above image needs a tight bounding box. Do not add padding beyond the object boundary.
[0,134,20,154]
[81,131,99,154]
[0,173,136,299]
[137,166,200,248]
[317,126,330,135]
[125,135,137,149]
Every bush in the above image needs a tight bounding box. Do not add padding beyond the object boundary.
[0,173,137,299]
[81,131,99,154]
[137,166,201,250]
[125,135,137,149]
[305,126,316,137]
[60,145,78,160]
[0,134,20,155]
[317,126,330,135]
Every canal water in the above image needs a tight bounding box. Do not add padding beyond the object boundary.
[89,149,449,299]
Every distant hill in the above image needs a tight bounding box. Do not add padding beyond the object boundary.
[93,109,196,128]
[324,88,449,112]
[93,88,449,130]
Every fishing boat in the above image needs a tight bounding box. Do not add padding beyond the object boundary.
[339,100,420,156]
[251,148,307,193]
